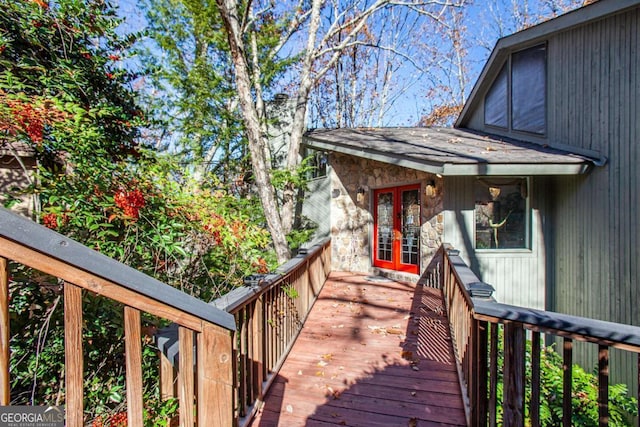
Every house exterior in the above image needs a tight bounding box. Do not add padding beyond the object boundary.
[0,141,36,217]
[303,0,639,384]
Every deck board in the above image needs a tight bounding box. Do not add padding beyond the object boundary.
[249,272,466,427]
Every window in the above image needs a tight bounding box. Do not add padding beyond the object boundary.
[484,44,547,135]
[304,148,328,179]
[484,65,508,128]
[511,45,546,133]
[475,178,528,250]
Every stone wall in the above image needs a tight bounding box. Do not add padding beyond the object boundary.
[329,152,444,276]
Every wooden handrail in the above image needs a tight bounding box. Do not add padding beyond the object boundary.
[440,244,640,427]
[0,207,236,426]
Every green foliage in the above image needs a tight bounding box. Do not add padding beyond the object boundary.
[282,284,299,300]
[492,332,638,426]
[1,0,281,423]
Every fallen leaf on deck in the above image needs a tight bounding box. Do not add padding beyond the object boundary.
[326,385,341,399]
[408,417,418,427]
[321,353,333,361]
[401,350,414,360]
[317,360,328,367]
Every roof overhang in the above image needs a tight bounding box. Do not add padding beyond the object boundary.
[303,127,602,176]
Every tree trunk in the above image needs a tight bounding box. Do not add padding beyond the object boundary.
[216,0,291,264]
[280,87,312,234]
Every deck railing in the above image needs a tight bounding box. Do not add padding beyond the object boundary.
[0,207,238,426]
[157,239,331,426]
[441,244,640,426]
[213,239,330,425]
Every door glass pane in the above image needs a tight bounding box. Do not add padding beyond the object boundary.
[401,189,420,265]
[376,192,393,262]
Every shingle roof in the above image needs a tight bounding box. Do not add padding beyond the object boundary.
[303,127,603,175]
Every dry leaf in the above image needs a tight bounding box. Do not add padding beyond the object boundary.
[408,417,418,427]
[401,350,414,360]
[317,360,328,367]
[321,353,333,361]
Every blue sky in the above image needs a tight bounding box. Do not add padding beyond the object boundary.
[114,0,586,127]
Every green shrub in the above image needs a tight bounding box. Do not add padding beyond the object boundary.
[492,332,637,426]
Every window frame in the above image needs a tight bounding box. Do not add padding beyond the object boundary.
[303,148,328,180]
[473,177,531,252]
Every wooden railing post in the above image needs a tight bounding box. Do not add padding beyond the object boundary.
[475,320,489,426]
[252,297,264,400]
[179,327,195,427]
[530,331,541,427]
[124,306,144,426]
[197,324,233,427]
[488,323,499,427]
[159,351,177,426]
[503,322,525,427]
[160,352,176,400]
[598,345,609,427]
[64,283,83,427]
[562,338,573,427]
[0,257,9,405]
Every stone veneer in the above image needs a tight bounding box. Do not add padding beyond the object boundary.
[329,152,443,276]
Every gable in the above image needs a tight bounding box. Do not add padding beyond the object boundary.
[456,0,639,162]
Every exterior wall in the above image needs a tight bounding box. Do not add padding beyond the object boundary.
[301,171,332,244]
[0,154,36,217]
[442,175,550,310]
[547,8,640,386]
[328,153,443,276]
[548,9,640,389]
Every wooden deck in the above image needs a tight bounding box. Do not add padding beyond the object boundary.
[249,271,466,427]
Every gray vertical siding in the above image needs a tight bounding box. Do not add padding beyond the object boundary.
[443,176,549,310]
[548,8,639,329]
[301,172,332,244]
[547,8,639,389]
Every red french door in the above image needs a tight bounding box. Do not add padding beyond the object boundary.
[373,184,421,274]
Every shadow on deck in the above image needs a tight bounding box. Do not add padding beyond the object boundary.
[250,271,466,427]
